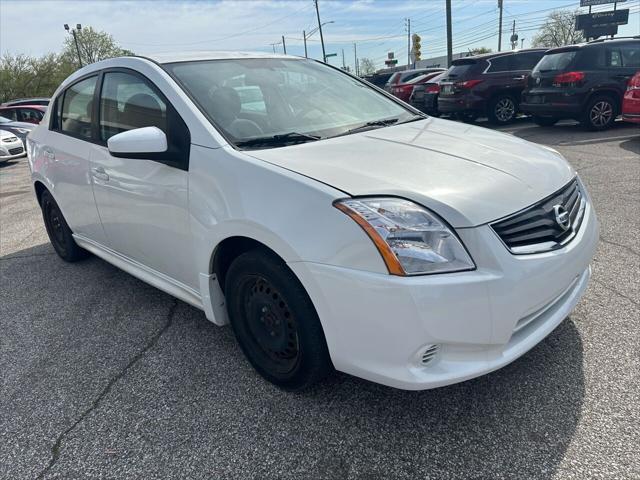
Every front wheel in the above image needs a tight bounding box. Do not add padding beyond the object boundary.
[488,94,517,124]
[40,190,88,262]
[581,95,617,131]
[225,249,332,390]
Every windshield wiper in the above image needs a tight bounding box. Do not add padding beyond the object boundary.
[235,132,321,148]
[335,115,424,138]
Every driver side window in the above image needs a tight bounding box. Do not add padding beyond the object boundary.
[99,71,167,142]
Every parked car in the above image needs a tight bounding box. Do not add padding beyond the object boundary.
[1,97,50,107]
[521,37,640,130]
[384,68,445,92]
[437,49,546,124]
[29,52,598,391]
[621,70,640,124]
[0,115,34,142]
[0,130,26,162]
[410,71,447,116]
[363,72,394,89]
[389,71,444,102]
[0,105,46,124]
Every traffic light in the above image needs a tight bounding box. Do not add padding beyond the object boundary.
[412,34,422,61]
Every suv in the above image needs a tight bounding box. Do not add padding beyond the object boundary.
[521,37,640,130]
[437,49,546,124]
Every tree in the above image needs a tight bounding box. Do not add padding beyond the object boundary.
[62,26,133,66]
[0,27,133,103]
[359,57,376,76]
[532,10,584,48]
[468,47,492,56]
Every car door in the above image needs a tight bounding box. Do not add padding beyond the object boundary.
[37,75,107,245]
[609,43,640,95]
[88,69,196,288]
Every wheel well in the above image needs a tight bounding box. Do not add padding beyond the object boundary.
[212,236,283,293]
[34,181,47,206]
[585,89,621,110]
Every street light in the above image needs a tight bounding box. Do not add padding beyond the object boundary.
[64,23,83,68]
[303,21,334,59]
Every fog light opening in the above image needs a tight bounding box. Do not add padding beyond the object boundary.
[420,344,440,366]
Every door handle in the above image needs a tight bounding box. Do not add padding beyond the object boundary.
[91,167,109,181]
[43,148,55,160]
[512,75,526,81]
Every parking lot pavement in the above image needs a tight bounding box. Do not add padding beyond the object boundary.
[1,119,638,480]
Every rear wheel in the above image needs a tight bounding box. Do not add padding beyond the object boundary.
[225,249,332,390]
[488,94,517,124]
[532,116,559,127]
[581,95,617,131]
[40,190,88,262]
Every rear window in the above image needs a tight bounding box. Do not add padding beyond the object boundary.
[399,71,425,83]
[385,73,401,86]
[533,51,577,73]
[446,61,476,78]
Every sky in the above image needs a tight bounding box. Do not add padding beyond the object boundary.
[1,0,639,71]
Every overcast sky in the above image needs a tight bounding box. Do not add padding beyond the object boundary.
[1,0,639,70]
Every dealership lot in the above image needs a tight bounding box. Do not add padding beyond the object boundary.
[1,119,638,479]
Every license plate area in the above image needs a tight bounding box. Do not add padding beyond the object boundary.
[441,84,455,95]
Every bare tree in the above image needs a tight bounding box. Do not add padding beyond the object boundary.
[468,47,492,56]
[532,10,584,48]
[359,57,376,76]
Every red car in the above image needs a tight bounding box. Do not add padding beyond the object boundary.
[622,71,640,124]
[0,105,46,124]
[389,71,445,103]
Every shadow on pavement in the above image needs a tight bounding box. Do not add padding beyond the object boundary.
[1,242,586,479]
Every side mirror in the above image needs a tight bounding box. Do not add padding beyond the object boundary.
[107,126,167,157]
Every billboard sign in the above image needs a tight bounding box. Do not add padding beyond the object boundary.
[580,0,625,6]
[576,9,629,29]
[583,24,619,38]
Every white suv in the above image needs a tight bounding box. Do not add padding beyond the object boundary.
[27,53,598,391]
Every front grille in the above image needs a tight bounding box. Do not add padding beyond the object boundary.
[2,136,18,143]
[491,178,586,254]
[8,147,24,155]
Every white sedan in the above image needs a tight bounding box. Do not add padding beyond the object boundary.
[0,129,26,162]
[27,52,598,391]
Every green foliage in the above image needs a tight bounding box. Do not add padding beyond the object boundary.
[469,47,492,55]
[532,10,584,48]
[0,26,133,103]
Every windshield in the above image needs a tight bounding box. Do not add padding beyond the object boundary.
[533,51,577,73]
[166,58,417,148]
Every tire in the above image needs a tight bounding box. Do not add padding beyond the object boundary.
[225,249,332,391]
[532,116,559,127]
[40,190,88,262]
[581,94,617,131]
[488,94,517,125]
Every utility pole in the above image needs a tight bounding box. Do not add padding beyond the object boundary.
[314,0,326,62]
[405,18,411,68]
[270,42,278,54]
[303,30,307,58]
[342,48,346,69]
[445,0,452,67]
[521,38,525,48]
[354,43,358,76]
[282,35,287,54]
[511,20,516,50]
[498,0,504,52]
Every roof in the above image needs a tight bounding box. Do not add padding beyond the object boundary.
[0,104,46,110]
[143,51,297,64]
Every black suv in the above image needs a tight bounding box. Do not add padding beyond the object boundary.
[521,37,640,130]
[437,48,546,124]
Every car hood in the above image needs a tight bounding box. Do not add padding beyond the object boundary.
[247,117,575,227]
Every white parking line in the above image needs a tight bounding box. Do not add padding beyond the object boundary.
[558,134,639,146]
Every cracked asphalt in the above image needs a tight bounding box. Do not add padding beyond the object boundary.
[1,119,639,480]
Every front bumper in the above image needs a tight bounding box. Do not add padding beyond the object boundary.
[0,143,26,161]
[290,200,598,390]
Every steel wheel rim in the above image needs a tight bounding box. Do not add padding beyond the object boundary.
[241,275,300,374]
[44,200,67,253]
[495,98,515,122]
[590,101,613,127]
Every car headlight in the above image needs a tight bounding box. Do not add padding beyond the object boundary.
[334,197,475,276]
